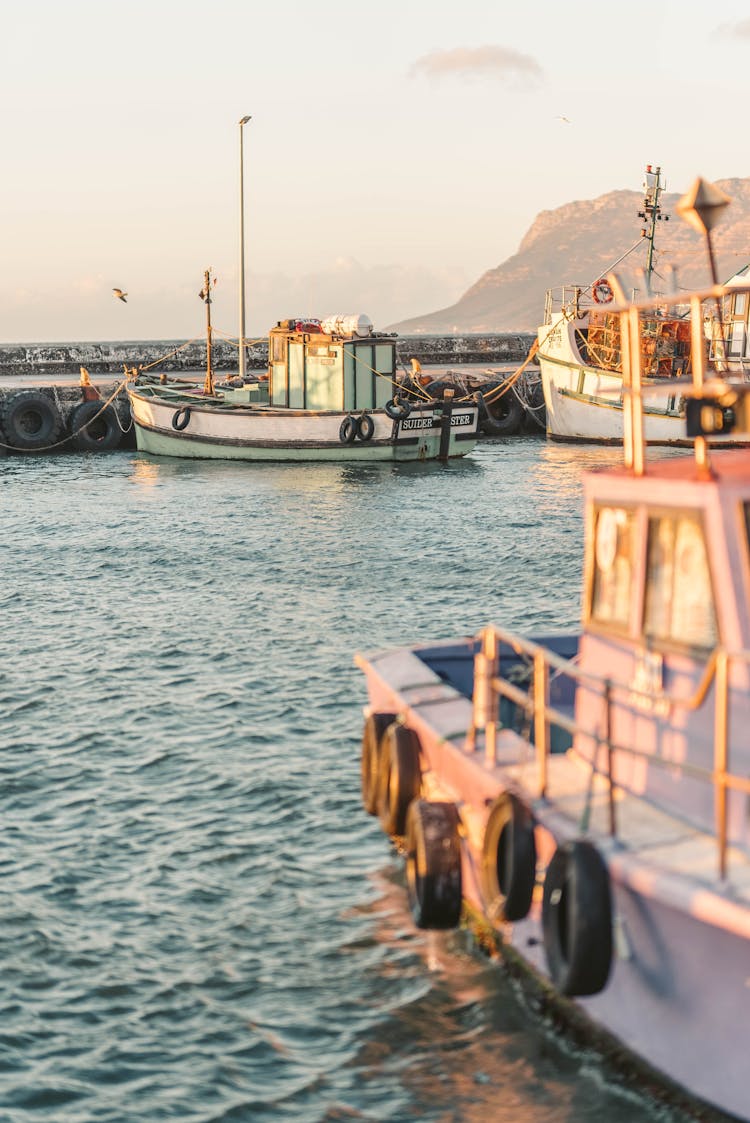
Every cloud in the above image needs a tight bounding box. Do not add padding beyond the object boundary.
[715,18,750,37]
[409,45,543,85]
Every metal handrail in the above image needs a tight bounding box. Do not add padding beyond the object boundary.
[471,624,750,879]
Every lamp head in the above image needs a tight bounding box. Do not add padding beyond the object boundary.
[239,115,252,126]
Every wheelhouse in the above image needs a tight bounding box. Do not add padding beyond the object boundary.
[267,317,395,412]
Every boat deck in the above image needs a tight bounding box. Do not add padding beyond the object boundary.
[360,640,750,930]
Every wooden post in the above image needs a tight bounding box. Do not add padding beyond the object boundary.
[714,649,729,880]
[484,628,498,767]
[628,307,645,477]
[203,269,215,397]
[533,650,549,798]
[438,389,454,461]
[620,303,633,471]
[690,293,711,475]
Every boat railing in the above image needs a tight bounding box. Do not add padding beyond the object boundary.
[543,286,599,323]
[604,275,750,475]
[543,284,684,326]
[470,624,750,879]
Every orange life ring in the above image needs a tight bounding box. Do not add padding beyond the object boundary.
[592,279,614,304]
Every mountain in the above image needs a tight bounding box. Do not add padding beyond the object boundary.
[389,178,750,334]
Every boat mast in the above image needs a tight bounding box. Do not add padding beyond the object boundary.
[238,115,251,381]
[201,268,215,396]
[639,164,667,285]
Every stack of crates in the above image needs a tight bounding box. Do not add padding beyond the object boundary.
[585,312,691,377]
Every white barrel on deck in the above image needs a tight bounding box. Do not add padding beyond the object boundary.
[320,313,373,337]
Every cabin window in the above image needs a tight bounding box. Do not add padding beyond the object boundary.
[288,342,305,409]
[591,506,637,629]
[271,334,285,363]
[644,514,717,650]
[355,345,374,409]
[375,344,395,407]
[343,350,356,408]
[306,348,343,410]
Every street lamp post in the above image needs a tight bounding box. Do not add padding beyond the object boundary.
[238,115,252,380]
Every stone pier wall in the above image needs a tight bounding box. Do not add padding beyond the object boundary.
[0,333,536,377]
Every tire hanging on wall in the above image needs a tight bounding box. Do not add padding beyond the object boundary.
[360,711,397,816]
[542,839,613,996]
[406,800,463,930]
[69,400,123,452]
[481,791,537,922]
[1,391,64,451]
[376,722,422,836]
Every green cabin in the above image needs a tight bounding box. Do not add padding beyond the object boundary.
[267,317,395,412]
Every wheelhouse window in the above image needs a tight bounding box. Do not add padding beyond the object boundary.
[591,506,637,629]
[644,514,717,650]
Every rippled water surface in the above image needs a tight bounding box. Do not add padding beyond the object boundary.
[0,439,694,1121]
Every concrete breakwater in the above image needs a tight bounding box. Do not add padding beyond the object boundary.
[0,333,536,376]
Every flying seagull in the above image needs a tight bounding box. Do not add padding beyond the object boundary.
[556,115,572,124]
[113,288,128,302]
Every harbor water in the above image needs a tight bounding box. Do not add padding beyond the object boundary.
[0,438,701,1122]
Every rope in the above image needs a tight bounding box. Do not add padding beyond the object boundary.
[211,327,268,349]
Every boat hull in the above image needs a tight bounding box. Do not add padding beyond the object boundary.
[127,390,478,462]
[356,639,750,1122]
[538,353,687,444]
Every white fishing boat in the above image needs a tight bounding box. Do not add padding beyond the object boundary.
[126,274,479,463]
[355,184,750,1121]
[537,166,739,445]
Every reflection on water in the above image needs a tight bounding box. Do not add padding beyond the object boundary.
[353,867,681,1123]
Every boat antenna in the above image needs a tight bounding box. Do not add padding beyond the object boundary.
[200,268,216,395]
[639,165,668,285]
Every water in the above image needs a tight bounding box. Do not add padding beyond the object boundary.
[0,438,697,1122]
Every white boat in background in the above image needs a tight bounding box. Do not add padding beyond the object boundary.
[537,165,740,445]
[126,272,479,463]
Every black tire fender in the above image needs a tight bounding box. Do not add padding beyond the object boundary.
[376,723,422,836]
[384,396,411,421]
[339,415,358,444]
[357,413,375,441]
[360,711,397,815]
[424,379,464,401]
[172,406,192,431]
[478,381,524,436]
[481,791,537,922]
[1,391,64,450]
[542,839,613,996]
[69,400,123,452]
[406,800,462,930]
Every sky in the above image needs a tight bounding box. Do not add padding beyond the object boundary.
[3,0,750,344]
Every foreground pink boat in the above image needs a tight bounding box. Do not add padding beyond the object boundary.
[355,187,750,1121]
